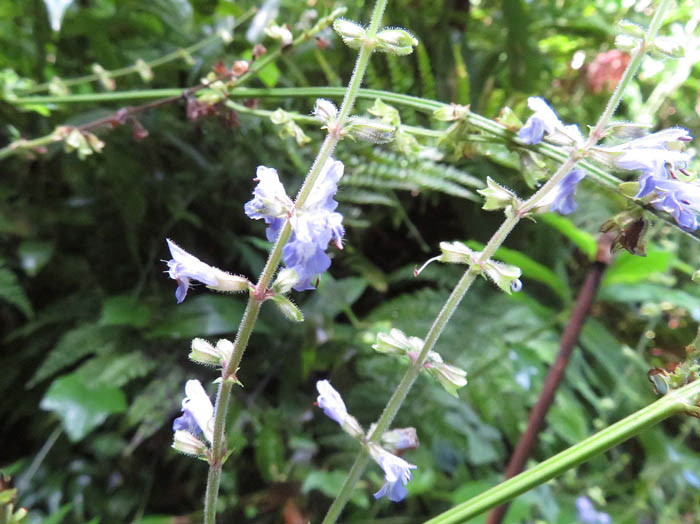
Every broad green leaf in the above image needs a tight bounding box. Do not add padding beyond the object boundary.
[603,249,670,285]
[99,295,151,327]
[40,373,127,442]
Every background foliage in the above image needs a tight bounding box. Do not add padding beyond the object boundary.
[1,0,700,522]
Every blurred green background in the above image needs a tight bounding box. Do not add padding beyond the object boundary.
[1,0,700,522]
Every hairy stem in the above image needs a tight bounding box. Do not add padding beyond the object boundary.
[202,1,387,522]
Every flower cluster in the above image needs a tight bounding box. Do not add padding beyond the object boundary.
[534,169,587,215]
[518,97,583,146]
[594,128,698,230]
[172,379,215,457]
[515,98,588,214]
[314,380,417,502]
[245,159,345,290]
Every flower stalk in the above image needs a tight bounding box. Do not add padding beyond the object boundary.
[321,0,675,521]
[202,0,389,522]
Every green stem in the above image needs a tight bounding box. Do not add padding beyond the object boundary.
[202,2,386,522]
[426,380,700,524]
[18,9,255,95]
[321,2,674,521]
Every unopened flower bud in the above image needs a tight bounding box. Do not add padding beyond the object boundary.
[189,338,220,366]
[232,60,249,76]
[172,429,207,457]
[343,117,396,144]
[483,260,522,295]
[439,241,476,264]
[433,103,469,122]
[368,98,400,126]
[478,177,520,211]
[650,36,684,59]
[693,268,700,283]
[91,63,116,90]
[216,339,234,363]
[333,19,366,50]
[271,294,304,322]
[265,24,293,46]
[272,268,298,294]
[424,351,468,397]
[376,28,418,56]
[381,427,419,452]
[617,20,645,39]
[615,34,639,52]
[373,328,422,355]
[135,59,153,82]
[217,27,234,44]
[314,98,338,125]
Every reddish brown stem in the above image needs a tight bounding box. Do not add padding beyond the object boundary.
[486,234,614,524]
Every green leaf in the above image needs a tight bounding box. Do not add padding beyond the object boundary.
[539,213,597,260]
[149,295,269,338]
[99,295,151,327]
[598,283,700,314]
[29,323,118,387]
[0,266,33,318]
[466,241,571,302]
[603,248,670,285]
[40,373,127,442]
[254,425,285,482]
[18,240,54,277]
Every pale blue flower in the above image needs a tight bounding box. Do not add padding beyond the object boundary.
[166,239,219,303]
[536,169,586,215]
[519,97,583,146]
[173,379,214,443]
[371,446,417,502]
[245,159,345,291]
[316,379,347,426]
[648,178,700,231]
[598,128,692,198]
[576,496,611,524]
[244,165,293,228]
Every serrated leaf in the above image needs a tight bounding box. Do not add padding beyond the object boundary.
[29,323,118,387]
[40,373,127,442]
[72,351,156,388]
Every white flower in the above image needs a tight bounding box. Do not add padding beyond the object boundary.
[316,379,347,426]
[172,379,215,443]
